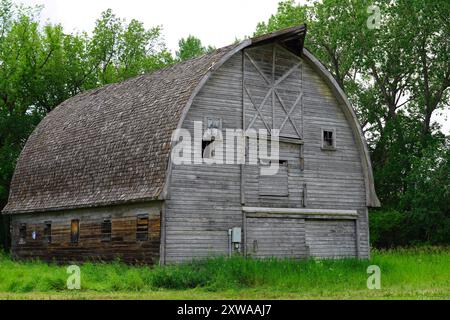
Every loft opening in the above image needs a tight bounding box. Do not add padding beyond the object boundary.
[322,128,336,150]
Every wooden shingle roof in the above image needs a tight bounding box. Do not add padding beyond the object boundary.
[3,44,242,214]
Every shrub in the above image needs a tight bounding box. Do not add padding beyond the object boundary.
[370,209,409,248]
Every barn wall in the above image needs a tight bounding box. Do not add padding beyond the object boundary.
[10,202,161,264]
[164,52,244,263]
[242,43,369,258]
[246,216,307,259]
[165,43,369,263]
[301,59,369,258]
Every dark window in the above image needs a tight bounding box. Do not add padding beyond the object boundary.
[71,220,79,244]
[19,224,27,244]
[323,130,335,149]
[136,215,149,241]
[202,139,215,158]
[101,219,112,242]
[203,117,221,159]
[44,222,52,244]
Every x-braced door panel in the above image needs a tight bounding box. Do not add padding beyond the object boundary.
[243,43,304,140]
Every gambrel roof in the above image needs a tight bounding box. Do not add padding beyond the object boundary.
[3,25,379,214]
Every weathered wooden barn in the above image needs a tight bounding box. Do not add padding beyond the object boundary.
[2,25,380,264]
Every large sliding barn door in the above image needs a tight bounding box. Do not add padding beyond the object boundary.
[243,44,303,139]
[246,216,307,259]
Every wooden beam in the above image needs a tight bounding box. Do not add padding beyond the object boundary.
[244,52,271,85]
[355,219,361,259]
[275,89,303,138]
[244,85,272,132]
[245,213,358,220]
[241,51,246,206]
[274,63,301,87]
[272,45,276,130]
[242,207,359,216]
[302,183,307,207]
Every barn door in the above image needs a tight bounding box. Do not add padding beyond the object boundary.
[243,43,303,139]
[245,216,307,259]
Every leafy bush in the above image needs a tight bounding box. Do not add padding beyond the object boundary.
[370,209,409,248]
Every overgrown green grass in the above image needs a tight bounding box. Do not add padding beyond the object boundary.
[0,247,449,299]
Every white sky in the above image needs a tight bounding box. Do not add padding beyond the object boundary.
[16,0,285,51]
[14,0,450,133]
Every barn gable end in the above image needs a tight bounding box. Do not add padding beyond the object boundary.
[164,39,374,263]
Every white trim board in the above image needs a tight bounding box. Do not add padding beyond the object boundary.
[242,207,358,216]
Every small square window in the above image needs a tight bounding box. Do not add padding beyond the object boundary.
[206,117,221,130]
[44,222,52,244]
[71,220,80,244]
[136,215,149,241]
[19,224,27,244]
[203,117,222,143]
[101,219,112,242]
[322,129,336,150]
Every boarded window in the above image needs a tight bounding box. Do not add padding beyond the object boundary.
[44,222,52,244]
[19,224,27,244]
[101,219,112,242]
[136,215,149,241]
[259,160,289,197]
[322,129,336,149]
[71,220,79,244]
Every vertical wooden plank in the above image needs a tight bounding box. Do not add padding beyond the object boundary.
[303,183,308,207]
[243,211,247,257]
[355,218,361,259]
[300,59,304,139]
[272,45,276,131]
[241,51,246,205]
[299,144,305,171]
[159,204,166,265]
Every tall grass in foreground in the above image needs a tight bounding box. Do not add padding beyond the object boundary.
[0,247,448,294]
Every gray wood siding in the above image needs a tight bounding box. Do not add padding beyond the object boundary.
[165,53,244,263]
[301,59,369,257]
[244,141,304,208]
[306,220,357,258]
[246,217,307,259]
[165,43,370,263]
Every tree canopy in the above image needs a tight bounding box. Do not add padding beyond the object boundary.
[255,0,449,246]
[176,35,215,61]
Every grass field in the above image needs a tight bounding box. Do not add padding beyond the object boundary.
[0,247,449,300]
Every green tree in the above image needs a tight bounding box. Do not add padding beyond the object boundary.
[176,35,214,61]
[255,0,450,246]
[0,1,176,250]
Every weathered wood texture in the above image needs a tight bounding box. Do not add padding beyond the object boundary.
[165,53,244,262]
[306,220,357,258]
[10,202,161,264]
[246,217,307,259]
[165,43,370,263]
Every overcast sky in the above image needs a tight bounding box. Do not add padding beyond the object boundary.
[14,0,449,133]
[16,0,287,51]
